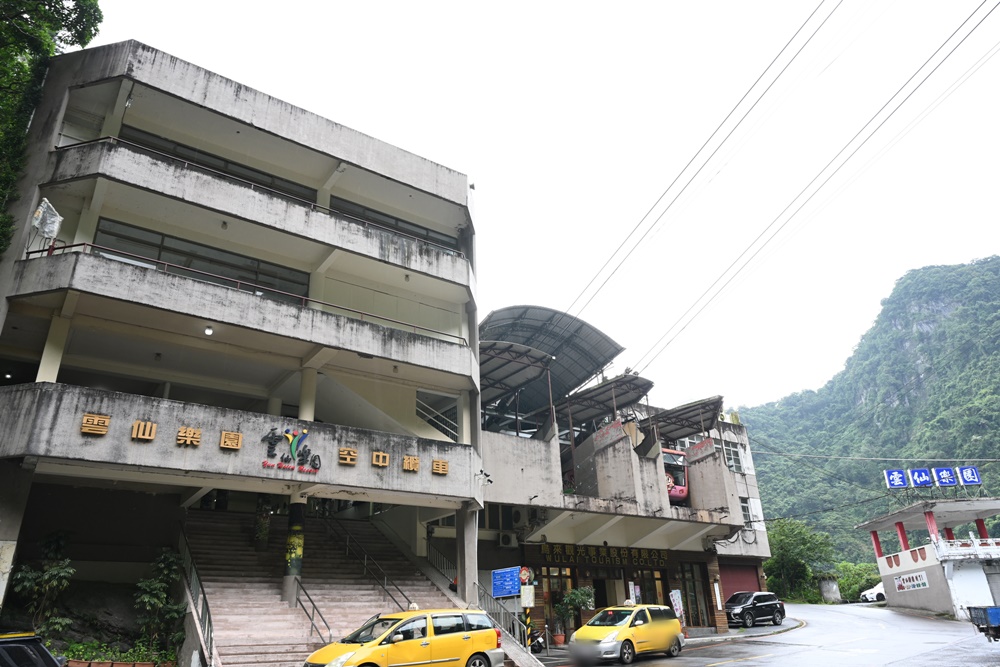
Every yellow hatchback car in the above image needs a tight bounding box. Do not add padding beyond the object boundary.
[304,608,505,667]
[568,602,684,663]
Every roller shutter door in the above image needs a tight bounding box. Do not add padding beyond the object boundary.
[719,563,760,599]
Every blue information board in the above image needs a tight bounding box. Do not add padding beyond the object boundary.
[492,566,521,598]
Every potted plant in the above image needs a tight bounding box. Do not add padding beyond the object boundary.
[553,586,595,644]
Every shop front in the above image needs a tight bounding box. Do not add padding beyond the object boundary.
[523,542,723,633]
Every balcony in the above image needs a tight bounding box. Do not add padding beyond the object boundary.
[932,538,1000,561]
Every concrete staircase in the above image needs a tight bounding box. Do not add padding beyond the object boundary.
[184,511,453,667]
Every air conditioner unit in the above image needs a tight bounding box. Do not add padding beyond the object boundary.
[498,531,519,548]
[512,508,528,529]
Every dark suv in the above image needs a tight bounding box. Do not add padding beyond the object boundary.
[725,591,785,628]
[0,632,64,667]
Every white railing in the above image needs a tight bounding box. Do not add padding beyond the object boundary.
[416,398,459,442]
[933,537,1000,560]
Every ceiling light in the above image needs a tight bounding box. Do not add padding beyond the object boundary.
[204,326,214,336]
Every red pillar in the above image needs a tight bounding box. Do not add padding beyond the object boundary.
[895,521,910,551]
[870,531,883,558]
[976,519,989,539]
[944,527,955,541]
[923,511,939,542]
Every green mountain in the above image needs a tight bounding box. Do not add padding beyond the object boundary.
[741,256,1000,562]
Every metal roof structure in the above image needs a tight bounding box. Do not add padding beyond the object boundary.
[479,305,624,414]
[552,374,655,424]
[856,498,1000,532]
[479,340,552,407]
[640,395,724,444]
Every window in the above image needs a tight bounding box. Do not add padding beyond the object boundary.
[631,609,650,626]
[740,497,753,528]
[432,614,467,636]
[716,438,744,473]
[394,617,427,641]
[329,195,459,252]
[465,613,494,631]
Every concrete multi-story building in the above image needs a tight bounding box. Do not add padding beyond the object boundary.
[0,41,771,666]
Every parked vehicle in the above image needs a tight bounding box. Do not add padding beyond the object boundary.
[528,626,546,653]
[969,606,1000,642]
[568,601,683,663]
[859,581,885,602]
[0,632,64,666]
[725,591,785,628]
[662,449,689,504]
[304,608,503,667]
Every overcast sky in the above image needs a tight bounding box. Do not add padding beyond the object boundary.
[86,1,1000,410]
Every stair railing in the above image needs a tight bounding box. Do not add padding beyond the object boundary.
[178,526,220,667]
[415,397,459,442]
[321,517,412,611]
[426,544,528,648]
[294,579,334,644]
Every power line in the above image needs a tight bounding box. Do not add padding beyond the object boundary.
[750,452,1000,463]
[762,491,896,523]
[564,0,836,317]
[633,0,999,374]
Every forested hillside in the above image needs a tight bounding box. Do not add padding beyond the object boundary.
[742,256,1000,563]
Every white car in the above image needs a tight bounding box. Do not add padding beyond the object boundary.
[860,581,885,602]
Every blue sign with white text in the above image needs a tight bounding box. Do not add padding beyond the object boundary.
[958,466,982,486]
[932,468,958,487]
[884,469,907,489]
[909,468,933,487]
[492,566,521,598]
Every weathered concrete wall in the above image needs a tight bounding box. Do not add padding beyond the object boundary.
[481,431,563,507]
[946,561,995,619]
[882,565,952,616]
[45,141,473,289]
[0,460,34,613]
[0,383,478,505]
[687,447,741,518]
[47,41,469,206]
[13,253,478,380]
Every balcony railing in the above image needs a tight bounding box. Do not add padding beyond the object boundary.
[933,537,1000,561]
[23,242,468,346]
[54,136,466,258]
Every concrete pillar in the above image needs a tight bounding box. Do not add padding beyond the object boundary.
[267,396,282,416]
[298,368,317,421]
[455,502,478,604]
[923,511,939,542]
[0,459,34,615]
[870,531,883,558]
[944,527,955,541]
[976,519,989,539]
[308,271,325,311]
[281,493,307,604]
[457,391,471,445]
[895,521,909,551]
[36,315,71,382]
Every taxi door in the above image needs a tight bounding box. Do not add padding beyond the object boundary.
[628,609,656,654]
[386,615,432,667]
[429,612,471,667]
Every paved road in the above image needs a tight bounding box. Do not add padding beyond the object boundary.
[536,603,1000,666]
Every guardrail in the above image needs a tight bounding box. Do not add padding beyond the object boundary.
[322,517,412,611]
[23,242,468,346]
[294,579,333,644]
[178,527,220,667]
[933,537,1000,560]
[416,397,459,442]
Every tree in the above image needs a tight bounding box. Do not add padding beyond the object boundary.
[763,519,834,598]
[0,0,103,255]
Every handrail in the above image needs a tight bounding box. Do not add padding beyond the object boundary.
[294,579,334,644]
[416,397,459,442]
[24,242,468,346]
[321,517,412,611]
[54,136,466,259]
[178,526,219,667]
[427,544,528,648]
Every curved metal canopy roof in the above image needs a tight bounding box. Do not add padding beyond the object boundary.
[479,305,624,413]
[640,395,724,444]
[479,340,551,407]
[552,374,655,424]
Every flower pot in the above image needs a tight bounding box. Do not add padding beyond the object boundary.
[66,661,91,667]
[552,633,566,646]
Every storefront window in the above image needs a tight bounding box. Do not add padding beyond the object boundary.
[541,567,573,628]
[677,562,711,626]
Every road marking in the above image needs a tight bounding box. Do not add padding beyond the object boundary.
[706,655,775,665]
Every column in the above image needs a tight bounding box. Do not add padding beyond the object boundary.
[36,316,71,382]
[298,368,317,421]
[0,459,34,614]
[923,511,939,542]
[976,519,989,539]
[944,527,955,541]
[281,493,307,604]
[455,502,478,604]
[267,396,282,416]
[870,531,883,558]
[895,521,909,551]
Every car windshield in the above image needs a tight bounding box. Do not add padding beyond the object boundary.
[587,609,634,626]
[726,593,754,606]
[341,617,402,643]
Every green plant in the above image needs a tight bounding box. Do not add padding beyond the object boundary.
[11,532,75,636]
[135,549,186,660]
[553,586,595,631]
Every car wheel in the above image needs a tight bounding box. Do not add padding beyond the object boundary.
[466,654,489,667]
[772,610,783,626]
[742,611,755,628]
[619,640,635,664]
[665,636,682,658]
[876,593,885,602]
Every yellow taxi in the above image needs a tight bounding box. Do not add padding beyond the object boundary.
[568,601,684,663]
[304,608,504,667]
